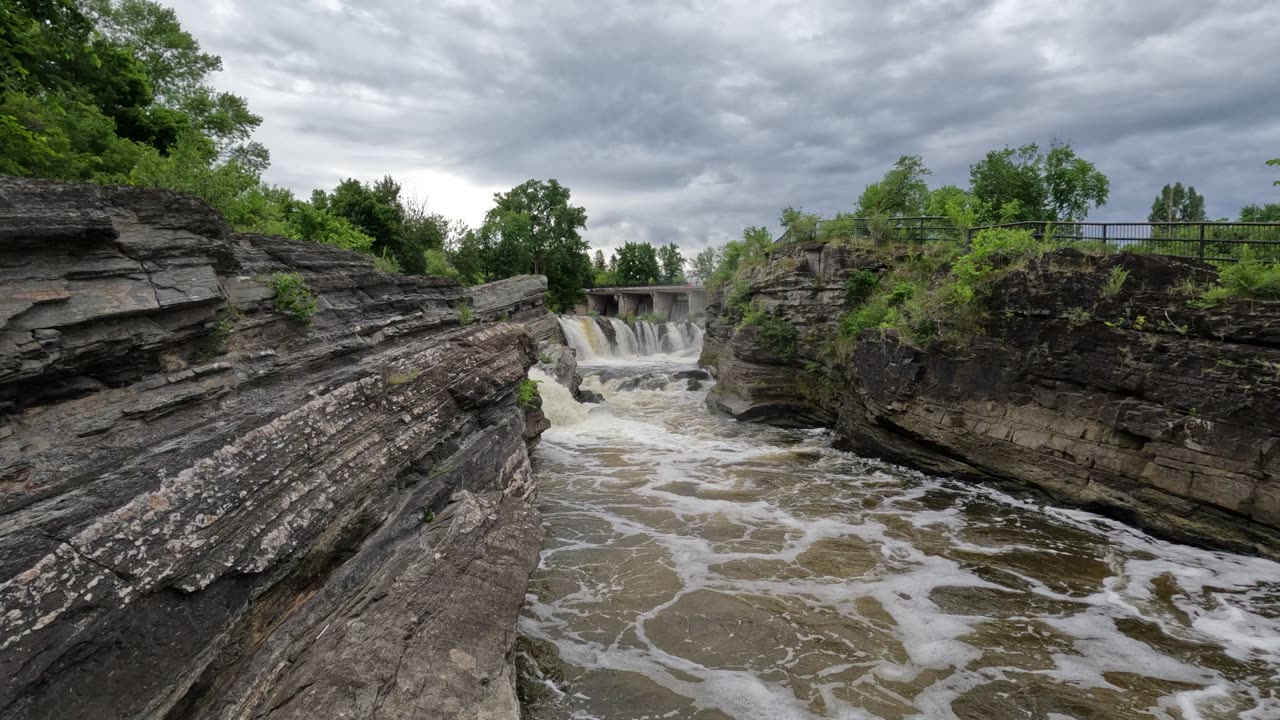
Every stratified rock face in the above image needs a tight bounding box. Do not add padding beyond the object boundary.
[706,241,1280,558]
[702,241,872,426]
[0,177,549,719]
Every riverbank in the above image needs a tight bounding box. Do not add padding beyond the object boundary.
[701,237,1280,559]
[0,178,548,719]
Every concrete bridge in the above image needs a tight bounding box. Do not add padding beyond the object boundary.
[581,285,708,322]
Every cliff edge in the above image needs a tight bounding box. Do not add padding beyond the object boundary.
[0,178,549,719]
[703,238,1280,558]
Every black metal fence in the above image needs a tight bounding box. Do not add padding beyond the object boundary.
[780,216,1280,262]
[963,221,1280,262]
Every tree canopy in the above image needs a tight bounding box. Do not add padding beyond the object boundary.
[657,243,686,284]
[1149,183,1207,223]
[614,242,662,286]
[969,142,1109,222]
[856,155,931,217]
[444,179,593,309]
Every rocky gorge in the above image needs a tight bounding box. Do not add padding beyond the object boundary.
[0,178,557,719]
[702,238,1280,559]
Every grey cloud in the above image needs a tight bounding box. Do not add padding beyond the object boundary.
[169,0,1280,254]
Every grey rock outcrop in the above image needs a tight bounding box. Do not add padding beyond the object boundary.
[0,177,549,719]
[704,239,1280,558]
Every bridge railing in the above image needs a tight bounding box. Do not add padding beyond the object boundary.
[779,216,1280,262]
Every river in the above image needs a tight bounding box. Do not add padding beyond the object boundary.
[517,317,1280,720]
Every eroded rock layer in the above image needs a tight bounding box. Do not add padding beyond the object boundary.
[0,177,549,719]
[703,240,1280,558]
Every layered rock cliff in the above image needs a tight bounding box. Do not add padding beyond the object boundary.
[0,178,550,719]
[703,239,1280,558]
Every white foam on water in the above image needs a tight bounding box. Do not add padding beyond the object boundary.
[520,358,1280,719]
[528,367,592,427]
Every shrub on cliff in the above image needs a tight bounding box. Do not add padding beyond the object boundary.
[1199,251,1280,304]
[707,226,774,290]
[517,379,541,408]
[738,303,798,361]
[269,272,318,323]
[835,228,1049,349]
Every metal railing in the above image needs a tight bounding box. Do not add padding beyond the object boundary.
[963,221,1280,262]
[778,216,953,245]
[779,216,1280,262]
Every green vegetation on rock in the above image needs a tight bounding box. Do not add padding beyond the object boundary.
[517,378,541,409]
[269,272,318,323]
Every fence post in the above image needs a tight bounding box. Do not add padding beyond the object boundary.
[1198,224,1206,260]
[1101,224,1107,253]
[919,216,925,244]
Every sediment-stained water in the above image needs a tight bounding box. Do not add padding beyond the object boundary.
[519,354,1280,720]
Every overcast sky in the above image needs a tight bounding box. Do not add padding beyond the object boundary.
[167,0,1280,256]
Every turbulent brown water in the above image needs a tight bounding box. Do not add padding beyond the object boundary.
[518,353,1280,720]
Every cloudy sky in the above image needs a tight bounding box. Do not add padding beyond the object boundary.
[167,0,1280,256]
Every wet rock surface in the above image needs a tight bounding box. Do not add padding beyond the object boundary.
[704,241,1280,558]
[0,177,549,719]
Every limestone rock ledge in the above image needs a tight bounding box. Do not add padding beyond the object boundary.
[704,240,1280,558]
[0,177,549,719]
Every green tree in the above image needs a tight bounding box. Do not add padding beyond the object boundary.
[1148,183,1207,223]
[1,0,185,180]
[477,179,591,309]
[1240,204,1280,222]
[970,141,1108,223]
[614,242,661,286]
[1269,157,1279,186]
[707,226,773,289]
[85,0,262,152]
[318,176,452,273]
[924,185,969,217]
[779,206,820,241]
[856,155,931,217]
[448,229,489,285]
[657,243,685,284]
[689,246,720,284]
[593,249,607,272]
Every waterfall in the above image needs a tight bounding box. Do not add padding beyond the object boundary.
[608,318,640,355]
[557,315,702,359]
[633,320,661,355]
[557,316,608,360]
[528,367,590,426]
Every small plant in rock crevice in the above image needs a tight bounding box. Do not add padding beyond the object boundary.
[517,378,541,408]
[386,369,421,386]
[1101,266,1130,300]
[1062,307,1091,328]
[459,302,474,325]
[737,302,798,361]
[200,305,244,356]
[269,272,318,323]
[844,270,880,305]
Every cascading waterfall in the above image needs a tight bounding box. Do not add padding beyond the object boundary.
[557,315,703,359]
[556,316,608,360]
[608,318,640,355]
